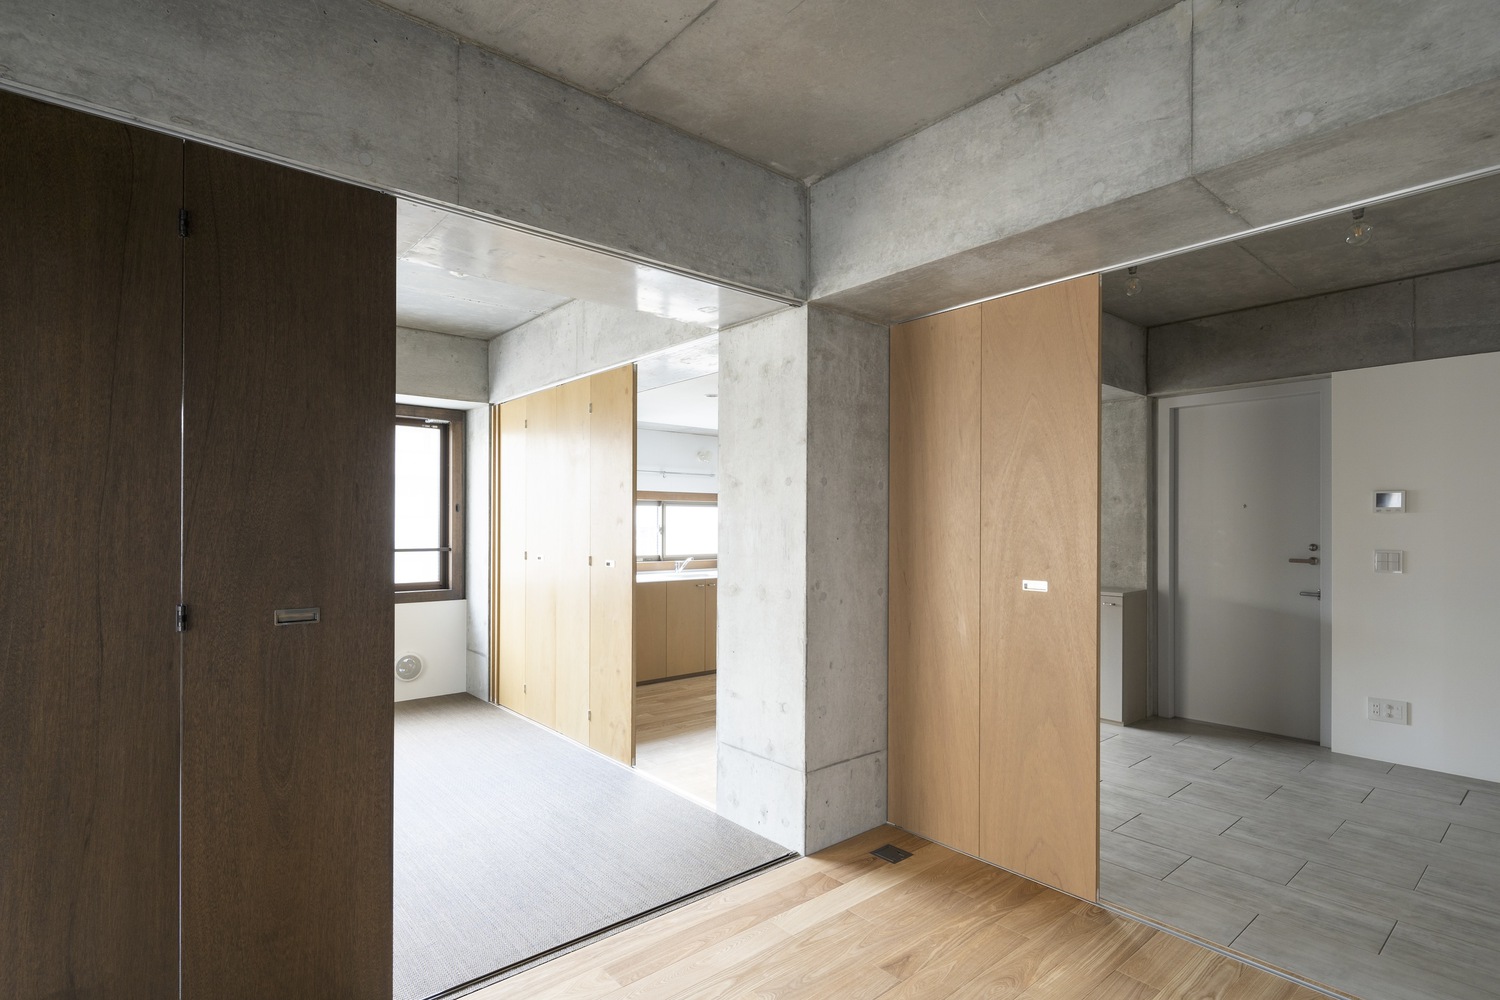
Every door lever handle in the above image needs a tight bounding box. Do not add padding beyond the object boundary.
[1289,556,1320,565]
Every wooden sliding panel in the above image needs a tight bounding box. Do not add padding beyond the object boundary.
[888,305,983,856]
[0,91,182,998]
[978,275,1101,900]
[524,386,560,726]
[554,377,593,745]
[589,365,637,763]
[181,145,394,996]
[496,398,529,711]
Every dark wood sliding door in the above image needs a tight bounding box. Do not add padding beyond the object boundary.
[0,91,184,997]
[181,145,395,998]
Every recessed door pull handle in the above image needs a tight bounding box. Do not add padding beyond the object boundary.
[1299,590,1322,599]
[274,607,321,626]
[1289,557,1320,565]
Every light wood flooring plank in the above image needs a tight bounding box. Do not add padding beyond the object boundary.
[633,674,716,806]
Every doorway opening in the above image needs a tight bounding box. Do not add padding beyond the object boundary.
[391,203,789,1000]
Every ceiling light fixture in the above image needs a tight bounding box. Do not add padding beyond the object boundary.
[1345,208,1374,246]
[1123,266,1142,297]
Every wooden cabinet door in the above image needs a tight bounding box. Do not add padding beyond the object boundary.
[634,583,668,681]
[0,90,183,999]
[181,144,394,998]
[496,399,528,711]
[978,275,1100,901]
[705,582,718,672]
[665,580,708,676]
[888,305,983,857]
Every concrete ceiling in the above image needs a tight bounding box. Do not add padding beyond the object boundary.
[1104,171,1500,328]
[638,372,720,433]
[396,201,787,339]
[377,0,1178,181]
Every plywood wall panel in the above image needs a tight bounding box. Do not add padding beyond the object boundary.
[978,275,1101,901]
[888,305,983,856]
[589,364,637,763]
[496,399,528,711]
[554,377,593,744]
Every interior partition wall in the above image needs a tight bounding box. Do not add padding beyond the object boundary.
[889,275,1101,900]
[1,90,394,998]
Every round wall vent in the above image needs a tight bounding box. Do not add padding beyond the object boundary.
[395,653,424,682]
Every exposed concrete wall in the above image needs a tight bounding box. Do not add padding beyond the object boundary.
[1148,261,1500,394]
[811,0,1500,322]
[489,300,719,402]
[718,307,810,849]
[1101,396,1151,593]
[0,0,807,299]
[465,404,491,700]
[804,308,889,852]
[717,305,890,854]
[397,327,489,402]
[1103,313,1148,395]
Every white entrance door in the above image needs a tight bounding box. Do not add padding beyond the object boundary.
[1161,382,1328,742]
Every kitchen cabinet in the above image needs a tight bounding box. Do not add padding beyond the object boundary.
[634,576,717,682]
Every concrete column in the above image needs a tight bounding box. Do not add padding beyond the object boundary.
[718,306,889,854]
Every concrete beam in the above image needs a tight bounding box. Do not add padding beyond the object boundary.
[0,0,807,299]
[1147,260,1500,394]
[397,328,490,403]
[1103,313,1148,396]
[488,300,716,402]
[811,0,1500,323]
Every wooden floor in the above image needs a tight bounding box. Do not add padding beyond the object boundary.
[471,824,1321,1000]
[1100,718,1500,1000]
[634,674,716,806]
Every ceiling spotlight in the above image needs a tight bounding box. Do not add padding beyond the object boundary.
[1345,208,1374,246]
[1123,266,1142,297]
[698,305,718,314]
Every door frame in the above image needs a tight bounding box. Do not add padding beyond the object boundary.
[1154,378,1333,746]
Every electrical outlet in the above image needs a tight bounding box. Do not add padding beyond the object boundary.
[1367,697,1409,725]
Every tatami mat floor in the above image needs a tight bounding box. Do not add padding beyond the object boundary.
[1099,717,1500,1000]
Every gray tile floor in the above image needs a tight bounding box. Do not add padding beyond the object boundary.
[1098,717,1500,1000]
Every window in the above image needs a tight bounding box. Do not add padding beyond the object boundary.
[636,497,717,561]
[395,404,465,601]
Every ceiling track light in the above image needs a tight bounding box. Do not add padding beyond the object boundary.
[1123,266,1142,297]
[1345,207,1374,246]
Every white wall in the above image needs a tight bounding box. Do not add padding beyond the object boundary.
[1331,352,1500,782]
[394,600,469,702]
[637,428,718,494]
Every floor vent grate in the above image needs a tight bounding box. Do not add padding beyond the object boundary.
[870,844,913,864]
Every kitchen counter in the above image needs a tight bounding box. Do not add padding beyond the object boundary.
[636,568,718,583]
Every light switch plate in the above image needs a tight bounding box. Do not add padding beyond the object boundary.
[1374,549,1404,574]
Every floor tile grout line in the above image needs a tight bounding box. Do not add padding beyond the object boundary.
[1227,911,1260,950]
[1377,919,1397,956]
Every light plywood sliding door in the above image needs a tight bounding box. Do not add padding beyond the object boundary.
[554,377,593,745]
[888,305,983,857]
[589,364,637,764]
[978,275,1101,900]
[495,399,528,712]
[524,385,561,727]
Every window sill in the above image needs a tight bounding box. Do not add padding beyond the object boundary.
[394,588,466,604]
